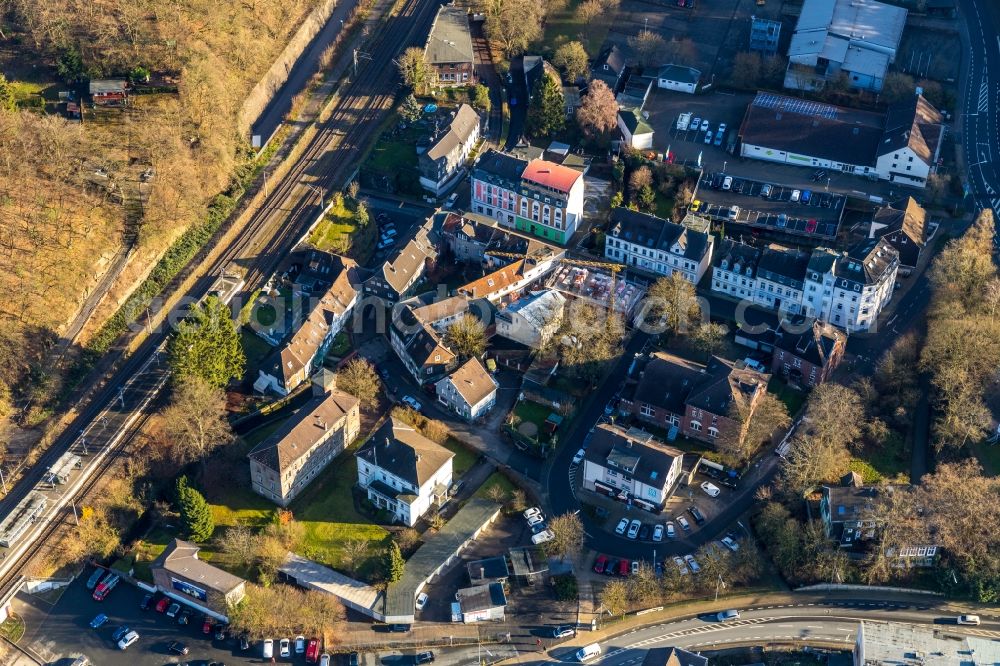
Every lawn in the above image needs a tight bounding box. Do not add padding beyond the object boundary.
[442,437,477,477]
[240,327,274,368]
[473,471,516,500]
[974,441,1000,476]
[365,123,422,174]
[512,400,558,439]
[850,430,910,483]
[307,198,376,261]
[327,331,351,357]
[534,0,613,58]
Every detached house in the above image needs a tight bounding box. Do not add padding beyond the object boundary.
[89,79,129,106]
[248,371,361,506]
[591,43,627,91]
[355,418,454,526]
[419,104,480,196]
[604,208,714,283]
[436,358,498,420]
[425,5,475,87]
[390,307,458,385]
[581,424,684,512]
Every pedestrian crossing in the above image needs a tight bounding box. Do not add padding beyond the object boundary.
[604,617,772,656]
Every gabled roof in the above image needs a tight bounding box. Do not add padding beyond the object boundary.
[457,260,526,299]
[440,358,497,408]
[411,295,471,326]
[838,237,898,285]
[609,208,711,263]
[593,43,626,76]
[355,418,454,487]
[657,64,701,85]
[425,5,474,65]
[873,196,927,246]
[90,79,128,94]
[685,356,768,416]
[583,423,683,491]
[152,539,245,594]
[378,231,436,294]
[521,159,582,193]
[773,319,846,368]
[425,104,480,162]
[879,94,943,165]
[713,239,761,271]
[248,388,359,473]
[630,352,704,416]
[642,646,709,666]
[619,108,653,136]
[472,149,528,187]
[756,244,810,289]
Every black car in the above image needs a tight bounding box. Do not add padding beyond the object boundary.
[637,524,651,541]
[688,506,706,525]
[168,641,190,655]
[215,624,227,641]
[177,609,191,625]
[385,623,411,632]
[139,593,154,610]
[111,625,131,642]
[415,651,435,664]
[719,478,738,490]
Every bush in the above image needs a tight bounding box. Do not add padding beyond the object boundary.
[552,574,578,601]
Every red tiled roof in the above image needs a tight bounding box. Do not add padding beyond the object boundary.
[522,160,581,193]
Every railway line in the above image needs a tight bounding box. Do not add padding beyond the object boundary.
[0,0,442,595]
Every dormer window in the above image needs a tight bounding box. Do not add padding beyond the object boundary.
[721,259,729,270]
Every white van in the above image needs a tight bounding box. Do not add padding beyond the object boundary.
[576,643,602,661]
[263,639,274,659]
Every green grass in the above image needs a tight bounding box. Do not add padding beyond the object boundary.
[768,378,807,416]
[973,441,1000,476]
[442,437,477,477]
[366,125,421,173]
[240,327,274,368]
[534,0,612,57]
[327,331,351,357]
[654,193,675,220]
[131,525,177,583]
[308,198,376,261]
[474,471,515,499]
[513,400,554,429]
[851,430,909,482]
[0,614,25,643]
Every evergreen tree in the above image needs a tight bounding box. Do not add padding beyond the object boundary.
[385,541,405,583]
[526,73,565,138]
[400,94,422,122]
[168,295,246,388]
[176,476,215,542]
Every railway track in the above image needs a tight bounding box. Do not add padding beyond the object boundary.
[0,0,442,595]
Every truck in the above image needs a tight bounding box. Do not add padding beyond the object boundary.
[676,112,692,131]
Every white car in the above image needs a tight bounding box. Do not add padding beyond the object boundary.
[720,536,740,552]
[958,615,981,625]
[672,556,688,575]
[791,189,801,202]
[415,592,429,610]
[699,119,710,132]
[524,507,542,520]
[532,529,554,544]
[263,639,274,659]
[722,175,733,190]
[402,395,422,412]
[652,524,664,542]
[690,116,701,131]
[701,481,721,497]
[280,638,291,658]
[630,560,640,575]
[320,655,332,666]
[684,554,701,574]
[117,630,139,650]
[677,516,691,531]
[716,609,740,622]
[666,521,676,538]
[614,518,629,535]
[295,635,306,654]
[527,513,545,527]
[626,519,641,539]
[571,448,585,465]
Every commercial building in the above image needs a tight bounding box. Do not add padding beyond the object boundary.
[749,16,781,56]
[419,104,480,195]
[355,418,454,527]
[441,211,563,266]
[435,357,498,420]
[424,5,475,87]
[738,92,944,187]
[151,540,247,622]
[853,621,1000,665]
[604,208,714,283]
[248,371,361,506]
[453,583,508,623]
[494,289,566,348]
[784,0,907,92]
[656,65,700,94]
[642,647,708,666]
[581,424,684,512]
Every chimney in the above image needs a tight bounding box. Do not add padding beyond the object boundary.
[312,368,337,396]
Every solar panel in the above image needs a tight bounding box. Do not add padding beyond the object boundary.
[754,92,839,120]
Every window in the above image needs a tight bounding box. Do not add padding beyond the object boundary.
[707,427,719,438]
[640,403,654,417]
[690,420,702,432]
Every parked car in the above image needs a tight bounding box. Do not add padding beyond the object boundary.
[603,558,617,575]
[202,617,214,635]
[117,630,139,650]
[166,603,181,618]
[760,184,773,198]
[532,529,554,544]
[652,524,664,542]
[215,623,227,641]
[576,644,602,662]
[677,516,691,531]
[112,626,131,643]
[716,609,740,622]
[614,518,629,535]
[177,609,191,625]
[527,513,545,527]
[801,189,812,203]
[666,521,676,538]
[387,624,411,632]
[672,556,688,575]
[296,635,306,653]
[92,572,119,601]
[571,448,585,465]
[401,395,422,411]
[89,614,109,629]
[699,119,709,132]
[631,560,640,575]
[700,482,721,497]
[306,639,321,663]
[704,130,713,144]
[524,507,542,520]
[168,641,189,655]
[626,519,641,539]
[722,176,733,190]
[139,593,154,611]
[551,626,575,638]
[85,568,104,590]
[689,506,706,525]
[280,638,291,657]
[593,555,608,574]
[638,524,651,540]
[790,189,801,202]
[720,536,740,552]
[415,651,435,664]
[958,615,982,625]
[690,116,701,131]
[263,639,274,659]
[684,554,701,574]
[415,593,428,610]
[320,654,332,666]
[617,559,630,576]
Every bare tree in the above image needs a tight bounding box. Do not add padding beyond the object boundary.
[337,358,380,410]
[543,512,584,560]
[628,30,667,68]
[160,375,233,466]
[397,47,430,93]
[553,41,589,83]
[575,80,618,139]
[643,273,702,335]
[599,579,630,618]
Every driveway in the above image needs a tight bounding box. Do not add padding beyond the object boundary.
[470,20,503,141]
[505,57,528,150]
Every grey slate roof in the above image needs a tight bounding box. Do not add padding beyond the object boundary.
[355,418,454,487]
[152,539,245,594]
[473,149,528,189]
[456,582,507,612]
[878,94,943,164]
[838,237,898,285]
[642,646,709,666]
[631,352,704,417]
[609,208,711,263]
[756,244,810,289]
[657,64,700,85]
[425,104,480,162]
[425,5,474,65]
[583,424,683,492]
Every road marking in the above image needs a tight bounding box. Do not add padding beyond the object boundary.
[979,80,990,113]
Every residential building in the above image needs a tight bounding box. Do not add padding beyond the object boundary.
[710,238,898,332]
[436,358,498,420]
[771,319,847,387]
[581,424,684,512]
[854,621,1000,666]
[151,539,247,622]
[457,250,561,304]
[472,150,528,230]
[618,108,654,150]
[89,79,129,106]
[591,43,627,91]
[494,289,566,348]
[604,208,714,283]
[255,254,359,395]
[363,224,437,304]
[682,356,769,445]
[617,75,654,109]
[749,16,781,56]
[424,5,475,87]
[418,104,480,195]
[820,482,881,547]
[454,583,507,623]
[620,352,704,435]
[524,56,559,95]
[870,197,927,268]
[737,92,944,187]
[441,211,563,265]
[642,647,708,666]
[355,418,455,527]
[656,65,700,94]
[784,0,906,92]
[248,371,361,506]
[390,305,458,384]
[563,86,581,118]
[410,294,472,333]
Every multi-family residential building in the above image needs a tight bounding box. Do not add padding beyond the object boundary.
[494,289,566,348]
[441,212,563,266]
[456,247,562,305]
[581,424,684,512]
[362,223,438,304]
[710,238,898,332]
[435,358,498,420]
[604,208,714,283]
[771,319,847,387]
[418,104,480,195]
[471,149,585,244]
[355,418,454,526]
[255,254,359,395]
[390,305,458,385]
[784,0,906,92]
[620,352,770,447]
[738,92,944,187]
[870,196,927,268]
[248,371,361,506]
[424,5,474,87]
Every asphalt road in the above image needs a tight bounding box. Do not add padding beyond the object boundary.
[956,0,1000,215]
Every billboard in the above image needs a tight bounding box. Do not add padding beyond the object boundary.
[171,577,207,601]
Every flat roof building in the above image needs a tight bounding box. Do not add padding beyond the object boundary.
[854,620,1000,665]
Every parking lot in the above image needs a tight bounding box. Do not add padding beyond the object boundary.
[14,574,327,665]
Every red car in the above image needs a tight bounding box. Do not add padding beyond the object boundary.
[592,555,607,574]
[617,559,630,576]
[305,639,320,663]
[155,597,170,613]
[202,617,213,635]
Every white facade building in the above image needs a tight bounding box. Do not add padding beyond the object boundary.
[494,289,566,348]
[604,208,714,283]
[580,424,684,512]
[435,358,498,421]
[657,64,700,94]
